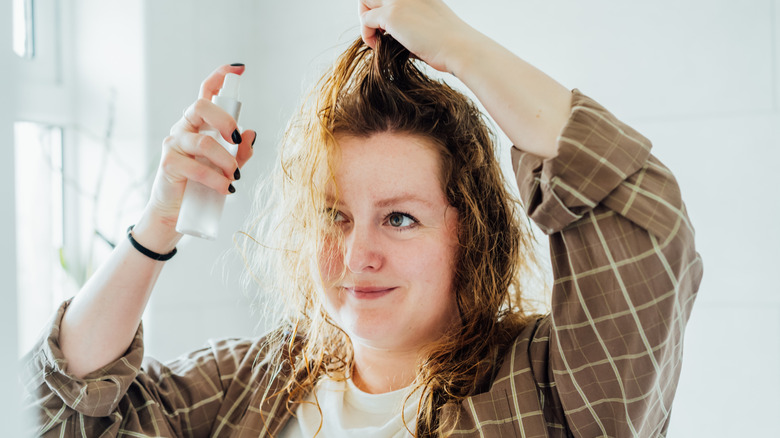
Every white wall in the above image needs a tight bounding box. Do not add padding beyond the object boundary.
[66,0,147,280]
[1,0,21,432]
[19,0,776,435]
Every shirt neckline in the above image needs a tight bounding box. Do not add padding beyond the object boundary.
[343,377,413,415]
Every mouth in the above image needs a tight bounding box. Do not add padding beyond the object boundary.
[343,286,397,299]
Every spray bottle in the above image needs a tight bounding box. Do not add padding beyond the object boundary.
[175,73,242,240]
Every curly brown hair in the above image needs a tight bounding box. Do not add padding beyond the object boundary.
[240,34,544,436]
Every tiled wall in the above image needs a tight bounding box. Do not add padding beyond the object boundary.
[141,1,779,435]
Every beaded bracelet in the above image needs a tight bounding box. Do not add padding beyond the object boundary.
[127,225,177,261]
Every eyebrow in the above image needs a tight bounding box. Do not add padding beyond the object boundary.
[324,192,435,208]
[375,193,434,208]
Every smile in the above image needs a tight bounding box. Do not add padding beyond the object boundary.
[343,286,397,299]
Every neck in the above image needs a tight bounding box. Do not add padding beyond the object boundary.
[351,344,419,394]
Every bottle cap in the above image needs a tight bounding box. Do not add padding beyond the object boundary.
[213,72,242,120]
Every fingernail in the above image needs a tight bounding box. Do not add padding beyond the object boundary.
[232,129,242,144]
[230,63,245,67]
[228,184,236,194]
[234,168,241,180]
[251,133,257,148]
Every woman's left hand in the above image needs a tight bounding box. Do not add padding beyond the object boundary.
[361,0,571,160]
[358,0,478,73]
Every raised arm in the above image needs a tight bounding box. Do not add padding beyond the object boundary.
[23,65,258,436]
[513,91,702,436]
[58,64,255,378]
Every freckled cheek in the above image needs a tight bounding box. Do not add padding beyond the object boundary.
[403,243,457,289]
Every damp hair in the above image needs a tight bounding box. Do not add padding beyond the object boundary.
[238,34,546,436]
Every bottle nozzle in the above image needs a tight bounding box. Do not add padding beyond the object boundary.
[219,73,241,99]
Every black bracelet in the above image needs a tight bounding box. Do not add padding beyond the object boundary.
[127,225,177,261]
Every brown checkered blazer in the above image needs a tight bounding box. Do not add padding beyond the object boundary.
[23,90,702,437]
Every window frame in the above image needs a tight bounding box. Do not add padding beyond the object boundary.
[14,0,79,356]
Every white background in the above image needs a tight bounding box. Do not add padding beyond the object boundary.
[3,1,778,436]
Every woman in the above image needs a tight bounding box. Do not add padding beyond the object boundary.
[23,1,702,437]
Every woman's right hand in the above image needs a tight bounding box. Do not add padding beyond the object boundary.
[136,64,257,251]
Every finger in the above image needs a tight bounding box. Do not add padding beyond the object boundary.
[199,64,246,100]
[165,132,239,180]
[360,8,386,49]
[180,99,242,146]
[360,0,383,10]
[236,130,256,169]
[161,152,235,195]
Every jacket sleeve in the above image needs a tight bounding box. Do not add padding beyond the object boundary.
[21,299,255,437]
[513,90,703,437]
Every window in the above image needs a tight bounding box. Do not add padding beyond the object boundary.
[12,0,34,59]
[14,122,75,355]
[13,0,74,357]
[12,0,149,357]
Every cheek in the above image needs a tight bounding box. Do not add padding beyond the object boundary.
[404,240,458,290]
[406,243,460,327]
[317,238,344,284]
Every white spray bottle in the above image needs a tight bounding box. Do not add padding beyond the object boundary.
[176,73,242,240]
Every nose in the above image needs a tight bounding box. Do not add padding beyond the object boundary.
[344,223,383,273]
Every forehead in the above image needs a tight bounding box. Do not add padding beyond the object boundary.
[329,132,446,204]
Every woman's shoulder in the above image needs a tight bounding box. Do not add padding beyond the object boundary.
[141,325,297,384]
[201,324,299,369]
[447,315,565,435]
[488,314,552,387]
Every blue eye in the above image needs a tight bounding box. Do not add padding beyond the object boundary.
[386,212,417,229]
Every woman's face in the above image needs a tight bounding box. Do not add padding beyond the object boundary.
[318,132,460,354]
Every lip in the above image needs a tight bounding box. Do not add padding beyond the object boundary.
[343,286,397,299]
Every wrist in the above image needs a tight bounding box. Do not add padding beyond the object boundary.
[445,27,494,79]
[132,209,182,255]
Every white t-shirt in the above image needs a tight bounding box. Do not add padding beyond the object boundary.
[279,377,419,438]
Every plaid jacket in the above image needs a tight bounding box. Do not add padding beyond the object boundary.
[23,90,702,437]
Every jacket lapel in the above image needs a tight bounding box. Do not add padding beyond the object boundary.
[442,331,552,437]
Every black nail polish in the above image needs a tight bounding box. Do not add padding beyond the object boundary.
[234,168,241,180]
[228,184,236,194]
[230,63,245,67]
[232,129,242,144]
[251,133,257,148]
